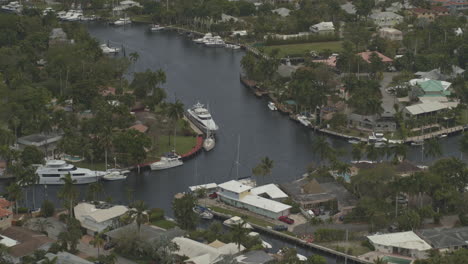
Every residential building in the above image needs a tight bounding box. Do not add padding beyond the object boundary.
[309,22,335,35]
[379,27,403,41]
[348,113,397,132]
[39,252,93,264]
[74,202,128,235]
[413,79,452,97]
[403,101,450,119]
[370,11,403,27]
[0,198,13,230]
[341,2,356,14]
[172,236,244,264]
[415,66,465,81]
[106,222,185,242]
[410,6,449,21]
[417,227,468,252]
[312,55,338,68]
[129,123,148,133]
[49,28,70,46]
[112,0,142,15]
[217,180,291,219]
[431,0,468,11]
[357,51,394,64]
[271,7,290,17]
[281,177,357,212]
[367,231,432,259]
[250,183,288,201]
[17,133,63,157]
[0,226,54,263]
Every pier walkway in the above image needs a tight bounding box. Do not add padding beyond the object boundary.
[405,125,463,142]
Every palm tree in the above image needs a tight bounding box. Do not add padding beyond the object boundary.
[166,100,185,147]
[424,139,442,160]
[58,173,78,219]
[459,132,468,159]
[365,144,379,162]
[129,52,139,73]
[129,200,148,235]
[393,143,408,163]
[231,220,248,251]
[90,232,105,257]
[252,156,274,179]
[7,182,22,214]
[312,136,334,166]
[33,218,53,236]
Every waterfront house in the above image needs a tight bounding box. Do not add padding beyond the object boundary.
[309,22,335,35]
[112,0,141,15]
[403,101,450,119]
[0,226,54,263]
[280,177,357,213]
[49,28,70,46]
[172,236,244,264]
[250,183,288,201]
[370,11,403,27]
[106,222,185,242]
[0,198,13,230]
[40,252,93,264]
[217,180,291,219]
[348,113,397,132]
[416,227,468,252]
[367,231,432,259]
[74,202,128,235]
[410,6,449,21]
[379,27,403,41]
[17,133,63,158]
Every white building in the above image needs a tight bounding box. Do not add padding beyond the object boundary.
[403,101,450,119]
[172,237,244,264]
[250,183,288,201]
[370,11,403,27]
[74,202,128,235]
[309,22,335,35]
[113,0,142,15]
[272,7,290,17]
[367,231,432,259]
[217,180,291,219]
[379,27,403,41]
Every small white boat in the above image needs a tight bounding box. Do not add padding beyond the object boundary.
[113,17,131,26]
[267,102,277,111]
[411,140,424,146]
[248,232,272,249]
[193,33,213,44]
[203,136,215,152]
[103,169,129,181]
[193,205,213,220]
[1,1,23,14]
[225,44,241,50]
[150,24,165,31]
[150,152,183,170]
[205,36,225,47]
[297,115,311,127]
[348,139,360,144]
[100,44,120,54]
[223,216,252,229]
[438,134,447,139]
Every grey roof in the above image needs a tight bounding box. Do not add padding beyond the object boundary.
[272,7,290,17]
[415,66,465,81]
[235,250,274,264]
[105,223,185,242]
[40,252,93,264]
[417,227,468,249]
[49,28,67,40]
[17,133,63,147]
[341,2,356,14]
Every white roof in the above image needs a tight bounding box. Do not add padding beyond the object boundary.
[311,22,335,31]
[368,231,432,251]
[189,183,217,192]
[370,11,403,19]
[405,101,448,115]
[0,235,19,247]
[74,202,128,224]
[250,184,288,199]
[172,237,244,264]
[240,194,291,213]
[272,7,290,17]
[120,0,139,5]
[380,27,402,33]
[218,180,252,194]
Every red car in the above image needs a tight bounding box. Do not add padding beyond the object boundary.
[209,192,218,199]
[278,216,295,224]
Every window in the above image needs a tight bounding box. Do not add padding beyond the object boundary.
[58,166,77,171]
[72,173,86,176]
[42,174,60,177]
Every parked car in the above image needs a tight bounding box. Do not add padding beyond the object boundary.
[208,192,218,199]
[273,225,288,231]
[104,241,116,250]
[278,216,295,224]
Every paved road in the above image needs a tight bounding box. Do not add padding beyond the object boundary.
[380,72,399,115]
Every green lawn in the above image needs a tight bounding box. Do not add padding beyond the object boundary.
[131,15,152,23]
[151,219,177,230]
[208,205,275,227]
[150,135,197,158]
[264,41,343,57]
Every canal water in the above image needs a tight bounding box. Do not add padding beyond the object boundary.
[1,22,464,263]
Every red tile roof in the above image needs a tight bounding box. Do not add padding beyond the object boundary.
[0,208,12,217]
[99,87,116,96]
[357,51,393,63]
[0,198,12,209]
[129,124,148,133]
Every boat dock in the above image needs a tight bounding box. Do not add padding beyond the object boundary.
[210,210,371,264]
[405,125,463,143]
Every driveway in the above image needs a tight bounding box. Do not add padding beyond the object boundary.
[380,72,399,115]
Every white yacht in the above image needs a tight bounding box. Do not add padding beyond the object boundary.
[193,205,214,220]
[1,1,23,14]
[267,102,277,111]
[42,7,54,16]
[60,10,76,21]
[150,24,165,31]
[223,216,253,229]
[56,11,67,19]
[100,43,120,54]
[297,115,311,127]
[186,102,219,133]
[103,169,129,181]
[193,33,213,44]
[225,43,241,50]
[36,160,106,185]
[113,17,131,26]
[66,10,83,21]
[150,152,183,170]
[205,36,225,47]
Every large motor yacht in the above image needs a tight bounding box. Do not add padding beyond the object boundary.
[1,1,23,14]
[186,102,219,133]
[193,33,213,44]
[36,160,106,185]
[150,152,183,170]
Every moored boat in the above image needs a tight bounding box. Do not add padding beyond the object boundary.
[193,205,213,219]
[223,216,253,229]
[113,17,131,26]
[100,43,120,54]
[186,102,219,134]
[150,24,165,31]
[193,33,213,44]
[103,169,129,181]
[297,115,311,127]
[36,160,106,185]
[150,152,183,170]
[268,102,277,111]
[203,135,215,152]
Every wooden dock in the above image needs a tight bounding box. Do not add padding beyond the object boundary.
[405,125,464,143]
[210,210,371,264]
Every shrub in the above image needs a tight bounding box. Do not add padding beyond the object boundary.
[58,213,68,223]
[18,207,28,214]
[283,198,300,214]
[314,228,346,242]
[40,200,55,217]
[149,208,165,222]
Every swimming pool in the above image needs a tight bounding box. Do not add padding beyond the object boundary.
[382,256,413,264]
[63,154,84,162]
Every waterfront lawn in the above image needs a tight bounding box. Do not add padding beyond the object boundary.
[151,219,177,230]
[131,15,153,23]
[151,135,197,158]
[209,205,275,227]
[317,241,372,256]
[264,41,343,57]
